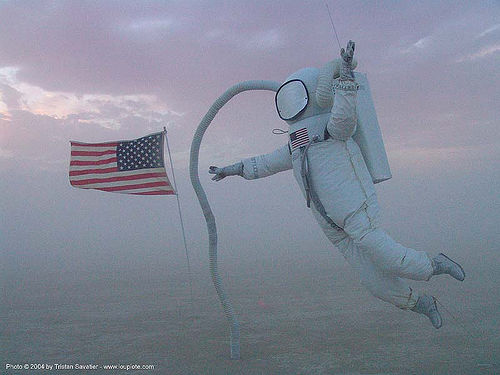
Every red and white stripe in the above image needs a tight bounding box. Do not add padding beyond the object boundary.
[69,141,175,195]
[290,128,310,151]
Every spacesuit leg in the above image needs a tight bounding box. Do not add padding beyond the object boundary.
[360,268,419,310]
[353,249,419,310]
[342,194,434,281]
[311,209,418,310]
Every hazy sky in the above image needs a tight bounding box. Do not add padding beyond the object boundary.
[1,1,499,279]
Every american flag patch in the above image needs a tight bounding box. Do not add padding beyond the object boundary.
[289,128,310,151]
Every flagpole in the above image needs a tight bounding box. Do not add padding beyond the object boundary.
[163,127,194,310]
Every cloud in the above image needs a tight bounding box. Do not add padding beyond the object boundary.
[456,44,500,62]
[246,29,284,50]
[127,18,174,32]
[0,66,181,127]
[0,146,14,158]
[205,28,285,51]
[401,36,433,54]
[477,23,500,38]
[0,1,294,101]
[0,0,498,173]
[0,66,182,168]
[0,83,22,110]
[0,96,9,118]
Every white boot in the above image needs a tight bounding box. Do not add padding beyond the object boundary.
[432,253,465,281]
[412,294,442,329]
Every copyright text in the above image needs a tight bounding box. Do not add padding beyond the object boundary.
[5,363,156,371]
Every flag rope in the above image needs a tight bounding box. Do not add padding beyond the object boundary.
[163,127,194,309]
[324,1,342,51]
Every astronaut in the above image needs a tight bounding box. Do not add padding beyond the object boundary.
[209,41,465,328]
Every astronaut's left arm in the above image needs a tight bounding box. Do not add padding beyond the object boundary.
[326,40,359,141]
[209,144,292,181]
[326,82,358,141]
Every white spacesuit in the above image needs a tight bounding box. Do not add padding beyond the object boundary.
[210,42,465,328]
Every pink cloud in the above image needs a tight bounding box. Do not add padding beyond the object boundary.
[0,0,498,172]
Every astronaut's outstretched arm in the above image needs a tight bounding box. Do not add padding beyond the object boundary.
[209,144,292,181]
[241,144,292,180]
[326,41,359,141]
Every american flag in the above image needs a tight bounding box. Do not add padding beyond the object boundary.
[289,127,310,151]
[69,132,175,195]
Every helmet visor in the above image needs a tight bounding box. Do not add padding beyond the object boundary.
[275,79,309,121]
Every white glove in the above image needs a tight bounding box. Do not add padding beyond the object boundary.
[339,40,355,81]
[209,162,243,181]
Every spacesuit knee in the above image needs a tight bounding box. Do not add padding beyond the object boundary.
[355,227,433,281]
[359,270,419,310]
[341,196,432,281]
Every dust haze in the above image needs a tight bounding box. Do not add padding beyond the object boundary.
[1,1,499,374]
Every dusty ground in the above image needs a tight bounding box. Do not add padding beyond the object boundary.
[2,255,499,374]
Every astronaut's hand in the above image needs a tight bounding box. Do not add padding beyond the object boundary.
[209,166,226,181]
[341,40,355,63]
[340,40,355,81]
[209,162,243,181]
